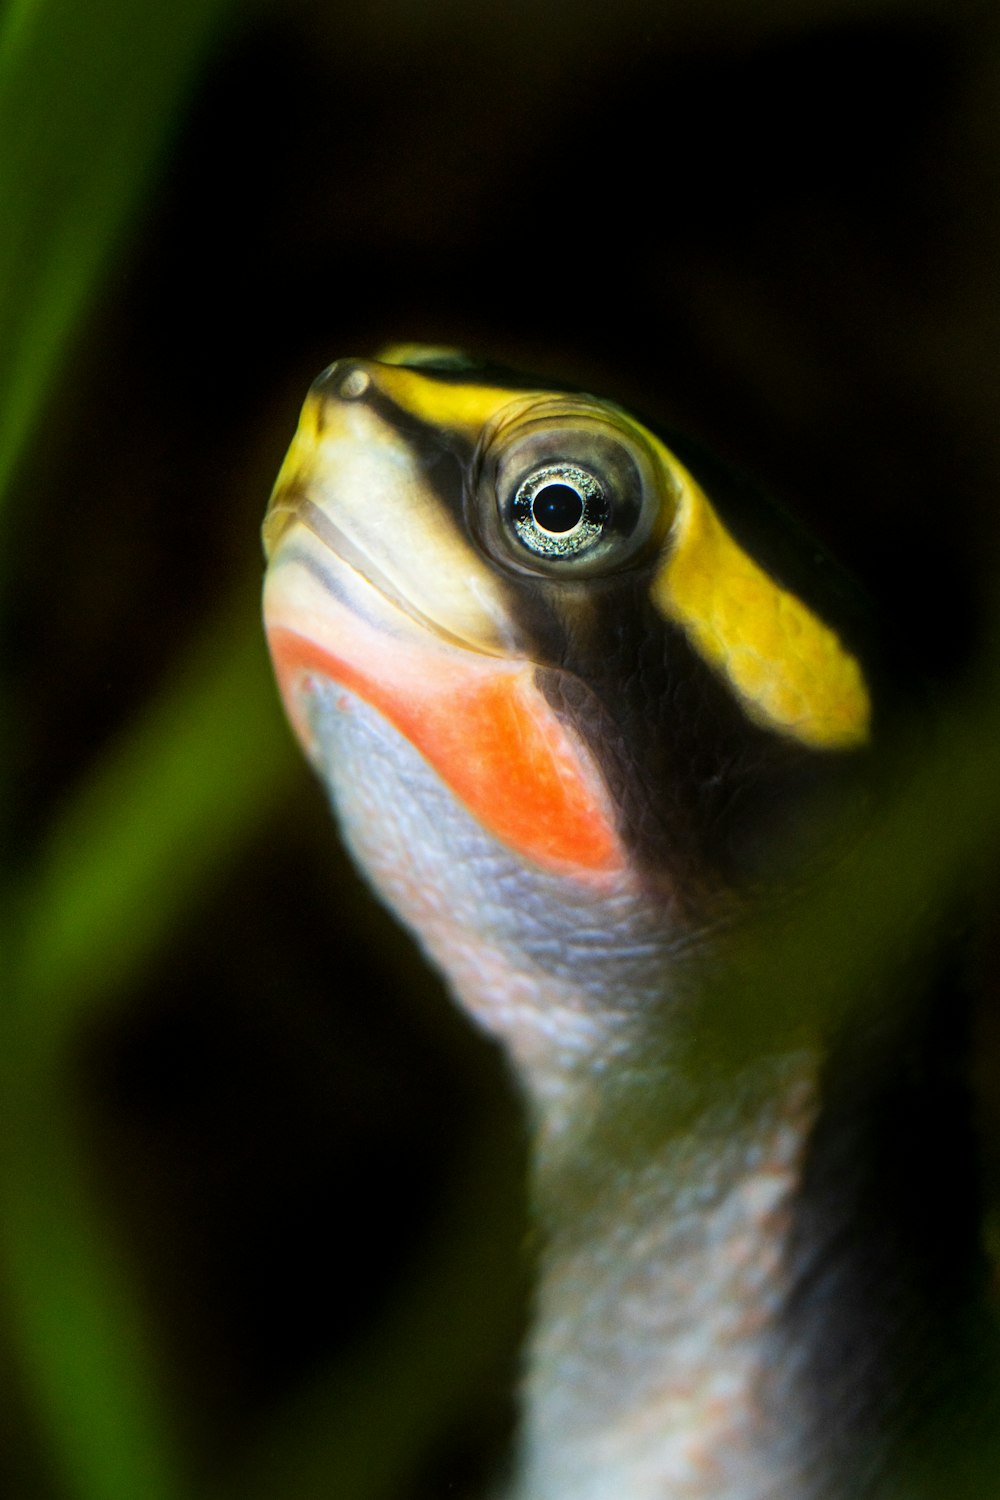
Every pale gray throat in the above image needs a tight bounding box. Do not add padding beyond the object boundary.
[303,679,705,1117]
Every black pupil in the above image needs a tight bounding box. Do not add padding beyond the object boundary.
[532,482,584,533]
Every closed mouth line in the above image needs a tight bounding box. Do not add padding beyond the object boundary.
[294,495,507,659]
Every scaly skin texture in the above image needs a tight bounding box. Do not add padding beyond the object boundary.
[520,1069,821,1500]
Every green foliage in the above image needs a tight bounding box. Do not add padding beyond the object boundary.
[0,2,290,1496]
[2,607,299,1499]
[0,0,238,519]
[13,604,298,1052]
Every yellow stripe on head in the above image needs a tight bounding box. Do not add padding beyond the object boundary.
[376,342,469,368]
[650,454,871,751]
[373,360,539,443]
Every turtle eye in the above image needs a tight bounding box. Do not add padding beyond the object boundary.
[474,399,669,578]
[512,463,607,559]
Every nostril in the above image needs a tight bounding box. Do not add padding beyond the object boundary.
[337,366,371,400]
[311,360,371,402]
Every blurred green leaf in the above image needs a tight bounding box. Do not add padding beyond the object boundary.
[0,0,288,1492]
[11,588,298,1048]
[1,586,298,1500]
[0,1083,189,1500]
[0,0,237,515]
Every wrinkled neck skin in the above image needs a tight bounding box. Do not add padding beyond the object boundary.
[307,684,948,1500]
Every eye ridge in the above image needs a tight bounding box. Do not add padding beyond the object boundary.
[512,462,607,559]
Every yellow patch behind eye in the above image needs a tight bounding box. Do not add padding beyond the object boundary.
[650,461,871,750]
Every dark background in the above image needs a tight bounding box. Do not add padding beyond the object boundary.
[6,0,1000,1495]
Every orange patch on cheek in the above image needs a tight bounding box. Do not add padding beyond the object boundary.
[267,625,625,876]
